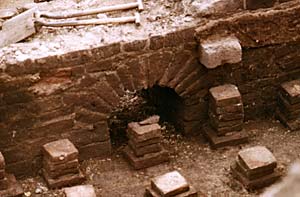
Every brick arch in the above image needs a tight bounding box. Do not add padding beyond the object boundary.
[74,48,209,160]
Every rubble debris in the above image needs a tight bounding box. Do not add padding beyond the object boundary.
[64,185,96,197]
[123,116,169,169]
[42,139,85,189]
[145,171,198,197]
[198,36,242,69]
[276,79,300,131]
[0,152,24,197]
[203,84,248,148]
[231,146,281,190]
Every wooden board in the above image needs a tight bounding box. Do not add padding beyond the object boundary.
[0,7,36,48]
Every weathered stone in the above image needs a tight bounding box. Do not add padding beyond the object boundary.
[238,146,277,175]
[151,171,189,197]
[42,139,78,164]
[235,158,275,180]
[199,36,242,69]
[145,186,198,197]
[64,185,96,197]
[231,163,280,190]
[184,0,242,17]
[139,115,160,125]
[203,125,248,148]
[43,169,85,189]
[243,0,276,10]
[209,84,242,107]
[129,141,162,157]
[123,146,169,170]
[127,123,162,142]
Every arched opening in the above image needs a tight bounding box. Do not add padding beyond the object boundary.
[108,85,184,148]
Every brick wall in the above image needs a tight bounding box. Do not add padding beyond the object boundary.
[0,2,300,177]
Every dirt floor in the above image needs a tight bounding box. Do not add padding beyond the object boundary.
[20,119,299,197]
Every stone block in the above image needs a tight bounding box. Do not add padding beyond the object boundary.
[64,185,96,197]
[123,146,169,170]
[0,174,23,197]
[235,158,274,180]
[238,146,277,175]
[203,125,248,149]
[151,171,189,197]
[231,163,280,190]
[127,123,162,142]
[280,80,300,104]
[243,0,276,10]
[129,141,162,157]
[145,186,198,197]
[43,169,85,189]
[199,36,242,69]
[42,139,78,164]
[209,84,242,107]
[139,115,160,125]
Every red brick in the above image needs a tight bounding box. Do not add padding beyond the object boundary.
[75,107,108,124]
[42,139,78,163]
[122,39,147,52]
[148,51,174,87]
[159,51,190,87]
[105,71,126,97]
[127,58,148,90]
[116,66,135,92]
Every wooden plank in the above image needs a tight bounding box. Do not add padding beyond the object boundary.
[0,7,36,48]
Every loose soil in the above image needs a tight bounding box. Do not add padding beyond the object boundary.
[21,119,299,196]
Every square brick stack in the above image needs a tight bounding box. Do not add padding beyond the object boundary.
[204,84,248,148]
[231,146,281,190]
[123,115,169,170]
[0,152,23,197]
[42,139,85,189]
[145,171,198,197]
[276,80,300,131]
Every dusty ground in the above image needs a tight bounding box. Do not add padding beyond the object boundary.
[20,119,299,196]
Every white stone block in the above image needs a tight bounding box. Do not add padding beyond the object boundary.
[199,36,242,69]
